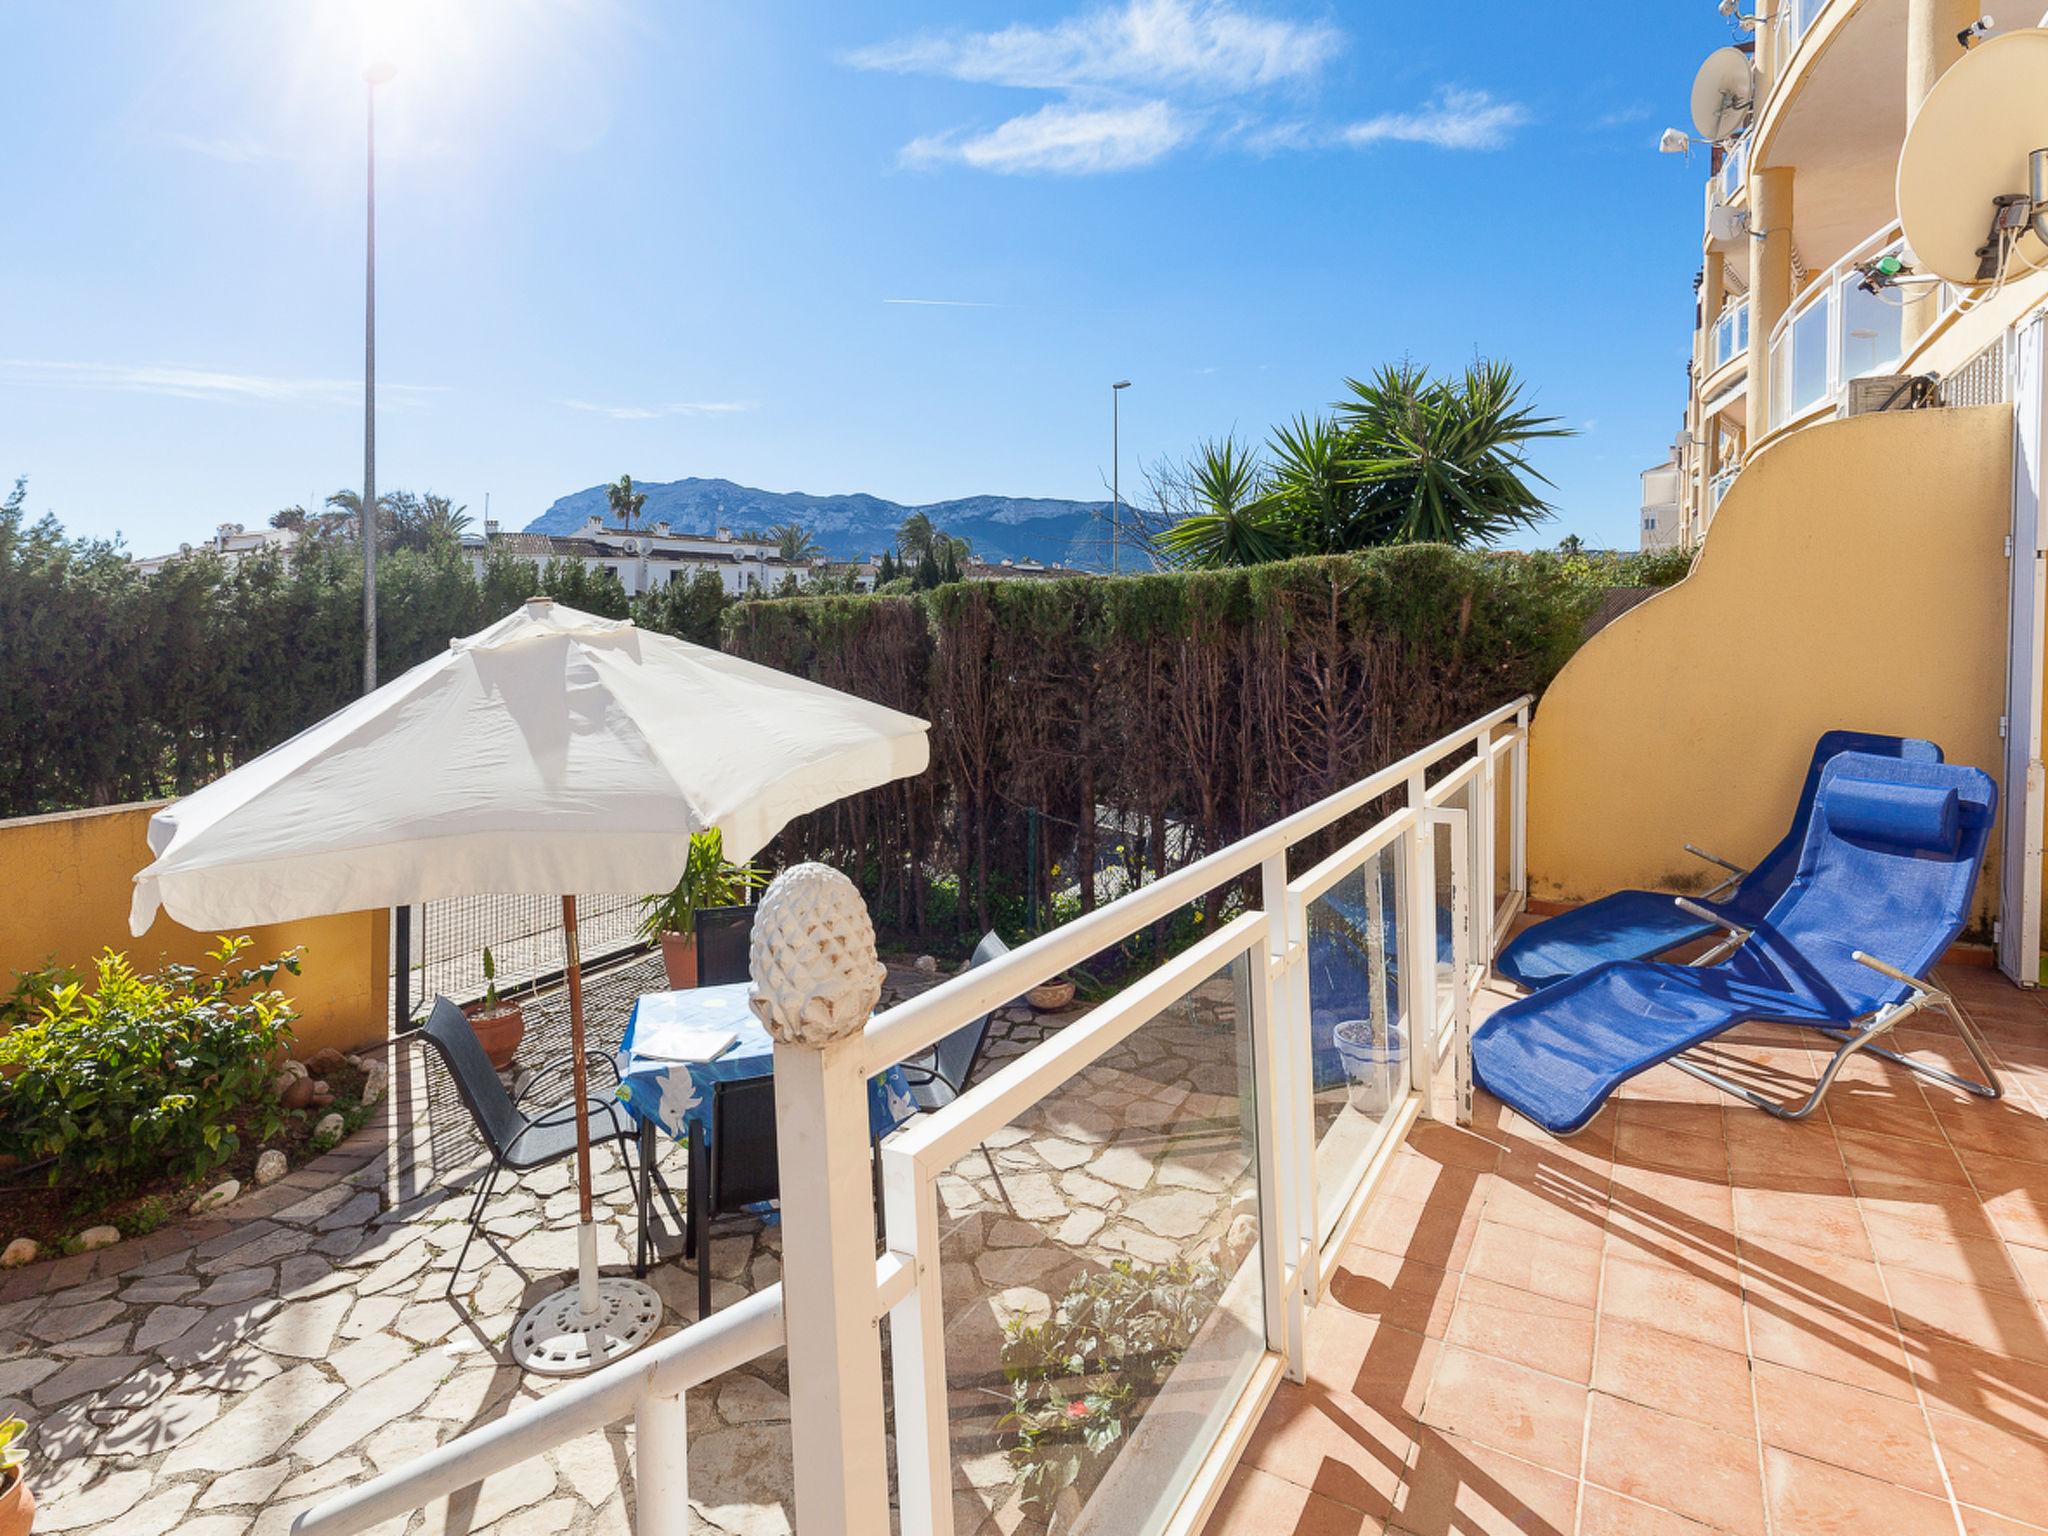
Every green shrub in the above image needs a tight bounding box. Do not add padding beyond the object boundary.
[998,1257,1227,1517]
[0,936,301,1186]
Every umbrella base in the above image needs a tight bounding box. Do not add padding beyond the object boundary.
[511,1277,663,1376]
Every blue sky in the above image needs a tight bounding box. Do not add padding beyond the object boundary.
[0,0,1730,556]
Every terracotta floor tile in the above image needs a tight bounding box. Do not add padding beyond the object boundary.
[1864,1207,2034,1297]
[1440,1275,1595,1384]
[1475,1171,1607,1247]
[1738,1235,1894,1311]
[1824,1083,1948,1145]
[1612,1120,1729,1179]
[1202,1463,1386,1536]
[1762,1446,1957,1536]
[1300,1308,1436,1419]
[1929,1408,2048,1524]
[1237,1380,1411,1521]
[1906,1333,2048,1442]
[1750,1359,1946,1494]
[1616,1100,1726,1142]
[1957,1507,2048,1535]
[1354,1193,1483,1273]
[1599,1249,1747,1355]
[1325,1246,1459,1338]
[1743,1289,1918,1401]
[1462,1218,1602,1309]
[1583,1392,1766,1536]
[1961,1154,2048,1250]
[1591,1317,1757,1437]
[1731,1185,1873,1260]
[1935,1102,2048,1168]
[1403,1121,1505,1174]
[1576,1484,1725,1536]
[1417,1345,1586,1476]
[1390,1428,1580,1536]
[2009,1240,2048,1305]
[1837,1127,1973,1188]
[1883,1264,2048,1367]
[1606,1162,1738,1224]
[1613,1063,1722,1107]
[1856,1178,2007,1243]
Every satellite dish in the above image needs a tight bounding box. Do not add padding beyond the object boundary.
[1690,47,1755,142]
[1897,28,2048,285]
[1707,204,1751,248]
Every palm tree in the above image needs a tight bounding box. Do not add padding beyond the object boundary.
[1153,438,1294,569]
[400,492,471,550]
[771,521,820,562]
[896,510,938,562]
[322,488,397,547]
[1335,361,1571,546]
[1264,413,1393,554]
[607,474,647,532]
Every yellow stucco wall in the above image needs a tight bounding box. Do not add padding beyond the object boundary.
[0,802,389,1055]
[1530,404,2013,937]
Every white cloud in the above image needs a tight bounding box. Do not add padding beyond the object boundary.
[560,399,757,421]
[847,0,1338,94]
[160,131,284,164]
[903,100,1189,175]
[0,358,439,408]
[884,297,1000,308]
[1339,88,1530,151]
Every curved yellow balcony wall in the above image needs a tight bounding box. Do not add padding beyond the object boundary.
[1530,404,2012,935]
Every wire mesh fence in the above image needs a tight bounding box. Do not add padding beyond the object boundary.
[391,891,651,1024]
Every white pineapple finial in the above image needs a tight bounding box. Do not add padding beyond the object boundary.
[748,862,885,1047]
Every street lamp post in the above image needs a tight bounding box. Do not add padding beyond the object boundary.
[1111,379,1131,575]
[362,60,396,695]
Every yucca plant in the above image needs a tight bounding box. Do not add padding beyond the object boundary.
[1152,438,1295,569]
[1335,360,1571,546]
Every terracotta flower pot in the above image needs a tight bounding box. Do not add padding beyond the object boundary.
[468,1003,525,1070]
[660,931,698,990]
[1026,979,1077,1011]
[0,1465,35,1536]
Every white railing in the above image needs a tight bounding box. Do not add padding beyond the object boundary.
[1706,136,1747,220]
[294,696,1533,1536]
[1767,223,1953,428]
[1710,301,1750,374]
[1775,0,1830,65]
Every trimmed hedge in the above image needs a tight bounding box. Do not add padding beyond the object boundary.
[724,546,1598,943]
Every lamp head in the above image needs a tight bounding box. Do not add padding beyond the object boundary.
[364,59,397,86]
[1113,379,1132,390]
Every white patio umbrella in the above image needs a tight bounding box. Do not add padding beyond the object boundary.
[131,596,929,1372]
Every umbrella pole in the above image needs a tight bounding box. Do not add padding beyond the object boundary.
[563,895,600,1317]
[509,895,662,1375]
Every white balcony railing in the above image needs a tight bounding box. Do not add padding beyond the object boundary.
[1767,223,1953,429]
[1706,136,1748,221]
[1710,300,1750,374]
[296,697,1533,1536]
[1775,0,1830,64]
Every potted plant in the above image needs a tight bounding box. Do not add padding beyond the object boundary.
[639,829,769,988]
[0,1416,33,1536]
[467,947,524,1070]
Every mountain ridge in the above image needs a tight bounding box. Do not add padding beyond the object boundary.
[525,477,1127,570]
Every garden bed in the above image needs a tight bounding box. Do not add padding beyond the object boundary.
[0,1058,375,1258]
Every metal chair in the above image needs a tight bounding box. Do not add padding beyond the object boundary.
[897,930,1011,1112]
[684,1076,781,1319]
[693,904,754,987]
[417,995,659,1297]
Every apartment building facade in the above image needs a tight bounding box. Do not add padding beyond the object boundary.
[462,516,815,597]
[1656,1,2048,548]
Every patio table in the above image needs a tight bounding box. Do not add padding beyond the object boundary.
[612,983,920,1273]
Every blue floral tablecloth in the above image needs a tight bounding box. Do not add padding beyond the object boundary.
[614,984,920,1146]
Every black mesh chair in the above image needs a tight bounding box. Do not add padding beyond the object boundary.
[898,931,1012,1111]
[417,995,657,1297]
[693,904,755,987]
[685,1076,780,1319]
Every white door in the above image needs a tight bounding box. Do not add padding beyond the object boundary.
[2000,314,2048,986]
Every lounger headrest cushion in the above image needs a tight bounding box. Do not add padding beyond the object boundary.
[1823,777,1959,849]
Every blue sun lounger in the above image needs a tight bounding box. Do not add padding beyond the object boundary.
[1473,752,2004,1135]
[1495,730,1943,991]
